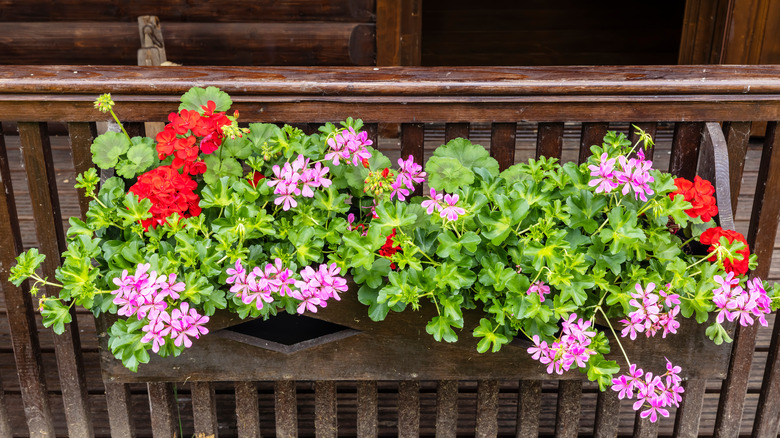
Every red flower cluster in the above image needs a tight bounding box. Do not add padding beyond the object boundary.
[129,165,201,230]
[248,171,266,188]
[378,228,402,269]
[699,227,750,275]
[669,176,719,222]
[155,101,232,175]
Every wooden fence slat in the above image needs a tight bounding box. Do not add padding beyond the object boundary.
[669,122,703,180]
[578,122,609,164]
[67,122,97,217]
[475,379,499,437]
[516,380,541,438]
[554,380,581,438]
[315,381,337,438]
[435,380,458,438]
[363,123,378,150]
[400,123,424,197]
[715,121,780,437]
[444,123,470,142]
[18,121,94,438]
[147,382,177,438]
[235,381,261,438]
[633,412,660,438]
[750,121,780,438]
[275,380,298,438]
[397,380,419,438]
[192,382,218,437]
[356,381,377,437]
[490,122,516,171]
[722,121,751,213]
[0,373,10,438]
[104,381,135,438]
[593,390,620,438]
[536,122,564,159]
[0,123,55,437]
[699,122,735,231]
[628,122,657,160]
[673,379,706,438]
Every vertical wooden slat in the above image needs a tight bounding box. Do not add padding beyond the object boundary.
[147,382,177,438]
[578,122,609,164]
[376,0,422,66]
[192,382,218,437]
[554,380,581,438]
[445,123,470,142]
[750,121,780,438]
[397,380,419,438]
[491,123,516,171]
[275,380,298,438]
[356,381,378,437]
[0,374,10,438]
[699,122,736,230]
[633,413,660,438]
[435,380,458,438]
[0,123,55,437]
[18,121,94,437]
[715,121,780,437]
[400,123,424,197]
[363,123,378,149]
[67,122,97,216]
[315,381,337,438]
[628,122,657,160]
[104,381,135,438]
[593,390,620,438]
[235,381,261,438]
[673,379,707,438]
[669,122,704,180]
[536,122,564,159]
[516,380,541,438]
[476,379,499,437]
[722,121,751,213]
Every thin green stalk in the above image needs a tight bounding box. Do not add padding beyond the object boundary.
[597,306,631,367]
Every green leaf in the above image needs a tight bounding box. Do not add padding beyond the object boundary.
[473,318,509,353]
[91,131,130,169]
[586,355,620,391]
[425,156,475,192]
[115,137,156,178]
[478,211,513,246]
[40,298,72,334]
[179,86,232,113]
[203,155,243,185]
[10,248,46,286]
[426,316,459,343]
[373,201,417,235]
[433,138,500,176]
[706,322,733,345]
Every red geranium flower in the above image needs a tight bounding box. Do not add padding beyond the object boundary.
[699,226,750,275]
[378,228,402,269]
[129,165,201,230]
[248,171,266,188]
[669,176,719,222]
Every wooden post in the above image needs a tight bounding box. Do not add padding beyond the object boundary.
[138,15,167,139]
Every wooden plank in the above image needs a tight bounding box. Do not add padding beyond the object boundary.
[191,382,218,437]
[593,390,620,438]
[18,121,94,438]
[397,380,419,438]
[750,121,780,438]
[0,122,55,436]
[103,381,135,438]
[475,379,499,437]
[554,380,581,438]
[435,380,458,438]
[699,122,735,230]
[0,22,376,66]
[669,122,703,180]
[400,123,424,196]
[633,412,659,438]
[147,382,177,438]
[722,121,751,213]
[490,123,516,170]
[673,379,706,438]
[363,123,378,149]
[274,380,298,438]
[376,0,422,66]
[235,381,261,438]
[0,373,10,438]
[356,381,377,437]
[66,122,97,216]
[516,380,541,438]
[536,122,564,159]
[315,381,337,438]
[628,122,657,160]
[137,16,167,67]
[444,123,469,142]
[578,122,608,164]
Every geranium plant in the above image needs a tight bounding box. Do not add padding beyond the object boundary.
[9,88,779,424]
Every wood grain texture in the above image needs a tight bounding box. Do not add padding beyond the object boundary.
[723,121,751,213]
[191,382,218,437]
[700,122,735,231]
[444,123,469,142]
[554,380,581,438]
[0,348,10,438]
[66,122,97,217]
[633,412,659,438]
[669,122,703,180]
[536,122,564,159]
[593,390,620,438]
[235,381,261,438]
[475,379,499,437]
[673,379,706,438]
[103,381,135,437]
[147,382,177,438]
[356,381,377,437]
[274,380,298,438]
[400,123,424,196]
[435,380,458,438]
[315,381,337,437]
[490,123,516,170]
[397,380,419,438]
[578,122,608,164]
[376,0,421,66]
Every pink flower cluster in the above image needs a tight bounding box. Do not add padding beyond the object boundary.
[620,283,681,340]
[612,359,684,423]
[712,273,771,327]
[588,150,655,201]
[111,263,209,352]
[389,155,427,201]
[267,154,332,211]
[421,189,466,221]
[526,280,551,302]
[324,127,372,166]
[527,314,597,375]
[225,259,348,315]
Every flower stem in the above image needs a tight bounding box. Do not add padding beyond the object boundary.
[597,306,632,367]
[109,109,131,142]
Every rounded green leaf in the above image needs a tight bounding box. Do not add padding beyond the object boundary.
[91,132,130,169]
[179,86,232,113]
[115,137,156,178]
[426,156,474,192]
[433,138,500,176]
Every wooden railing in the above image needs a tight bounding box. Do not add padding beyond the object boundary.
[1,65,780,437]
